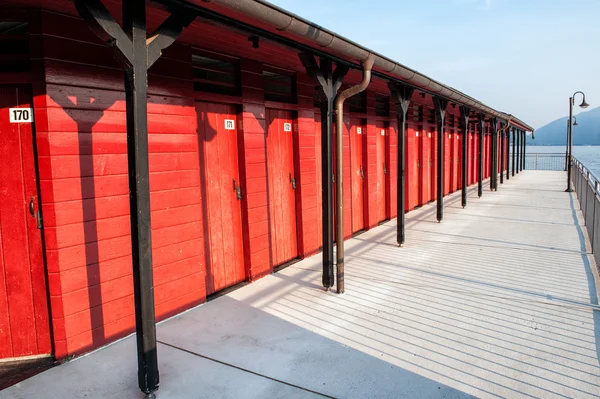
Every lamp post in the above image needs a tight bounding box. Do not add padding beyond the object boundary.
[566,91,589,192]
[565,116,579,171]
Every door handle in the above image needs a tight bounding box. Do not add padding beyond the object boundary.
[29,197,42,229]
[290,173,296,190]
[360,166,364,178]
[233,179,242,200]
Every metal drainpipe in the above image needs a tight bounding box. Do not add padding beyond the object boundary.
[335,54,375,294]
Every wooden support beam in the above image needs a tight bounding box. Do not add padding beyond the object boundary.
[459,106,471,208]
[490,118,498,191]
[74,1,193,397]
[388,82,414,246]
[299,53,348,289]
[478,113,486,197]
[433,97,448,222]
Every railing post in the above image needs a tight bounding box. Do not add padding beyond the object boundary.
[535,153,538,169]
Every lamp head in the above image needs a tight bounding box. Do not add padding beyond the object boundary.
[573,91,590,109]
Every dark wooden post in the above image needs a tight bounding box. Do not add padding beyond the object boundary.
[478,113,485,197]
[74,1,193,397]
[389,82,414,246]
[512,127,516,176]
[506,126,511,180]
[490,118,497,191]
[500,125,505,185]
[433,97,448,222]
[459,106,470,208]
[516,128,520,174]
[299,54,348,289]
[521,130,527,170]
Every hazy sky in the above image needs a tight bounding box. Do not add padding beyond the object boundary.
[268,0,599,129]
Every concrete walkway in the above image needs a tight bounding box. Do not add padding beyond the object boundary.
[3,171,600,399]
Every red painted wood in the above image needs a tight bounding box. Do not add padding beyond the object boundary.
[453,133,460,191]
[314,113,323,251]
[266,109,298,266]
[406,125,420,211]
[457,134,463,190]
[375,121,387,222]
[443,132,451,196]
[0,86,51,359]
[350,118,365,233]
[420,128,432,205]
[431,125,438,202]
[197,102,245,295]
[332,119,352,239]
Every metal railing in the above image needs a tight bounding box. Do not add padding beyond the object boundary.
[572,157,600,267]
[524,153,565,171]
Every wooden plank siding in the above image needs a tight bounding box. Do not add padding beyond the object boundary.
[0,4,491,360]
[34,10,204,357]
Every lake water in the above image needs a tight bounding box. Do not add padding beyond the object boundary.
[526,145,600,177]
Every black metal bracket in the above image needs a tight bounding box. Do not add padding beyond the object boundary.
[433,97,448,222]
[299,53,348,102]
[388,82,414,246]
[75,0,194,70]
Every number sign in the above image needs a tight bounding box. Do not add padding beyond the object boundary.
[9,108,34,123]
[224,119,235,130]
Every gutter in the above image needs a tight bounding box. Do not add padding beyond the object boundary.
[203,0,534,132]
[334,54,375,294]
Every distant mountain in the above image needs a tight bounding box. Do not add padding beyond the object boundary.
[527,106,600,145]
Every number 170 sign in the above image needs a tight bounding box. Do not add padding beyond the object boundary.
[10,108,34,123]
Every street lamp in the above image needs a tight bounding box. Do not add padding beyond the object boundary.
[565,116,579,171]
[566,91,589,192]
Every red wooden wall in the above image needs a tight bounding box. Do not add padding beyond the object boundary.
[35,10,204,357]
[0,4,491,360]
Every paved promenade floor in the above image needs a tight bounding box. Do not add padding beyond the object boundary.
[3,171,599,399]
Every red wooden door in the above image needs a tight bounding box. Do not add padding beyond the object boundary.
[315,113,323,249]
[444,132,451,195]
[454,134,460,191]
[486,134,491,178]
[350,118,365,233]
[475,132,480,183]
[266,109,298,266]
[472,131,476,185]
[431,128,438,201]
[420,129,431,204]
[406,126,420,210]
[0,86,51,359]
[375,121,387,222]
[197,102,245,295]
[456,134,462,190]
[332,120,352,239]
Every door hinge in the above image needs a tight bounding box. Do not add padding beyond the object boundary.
[290,173,296,190]
[383,164,387,175]
[36,211,43,229]
[332,174,335,184]
[29,196,42,229]
[360,166,364,178]
[233,179,242,200]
